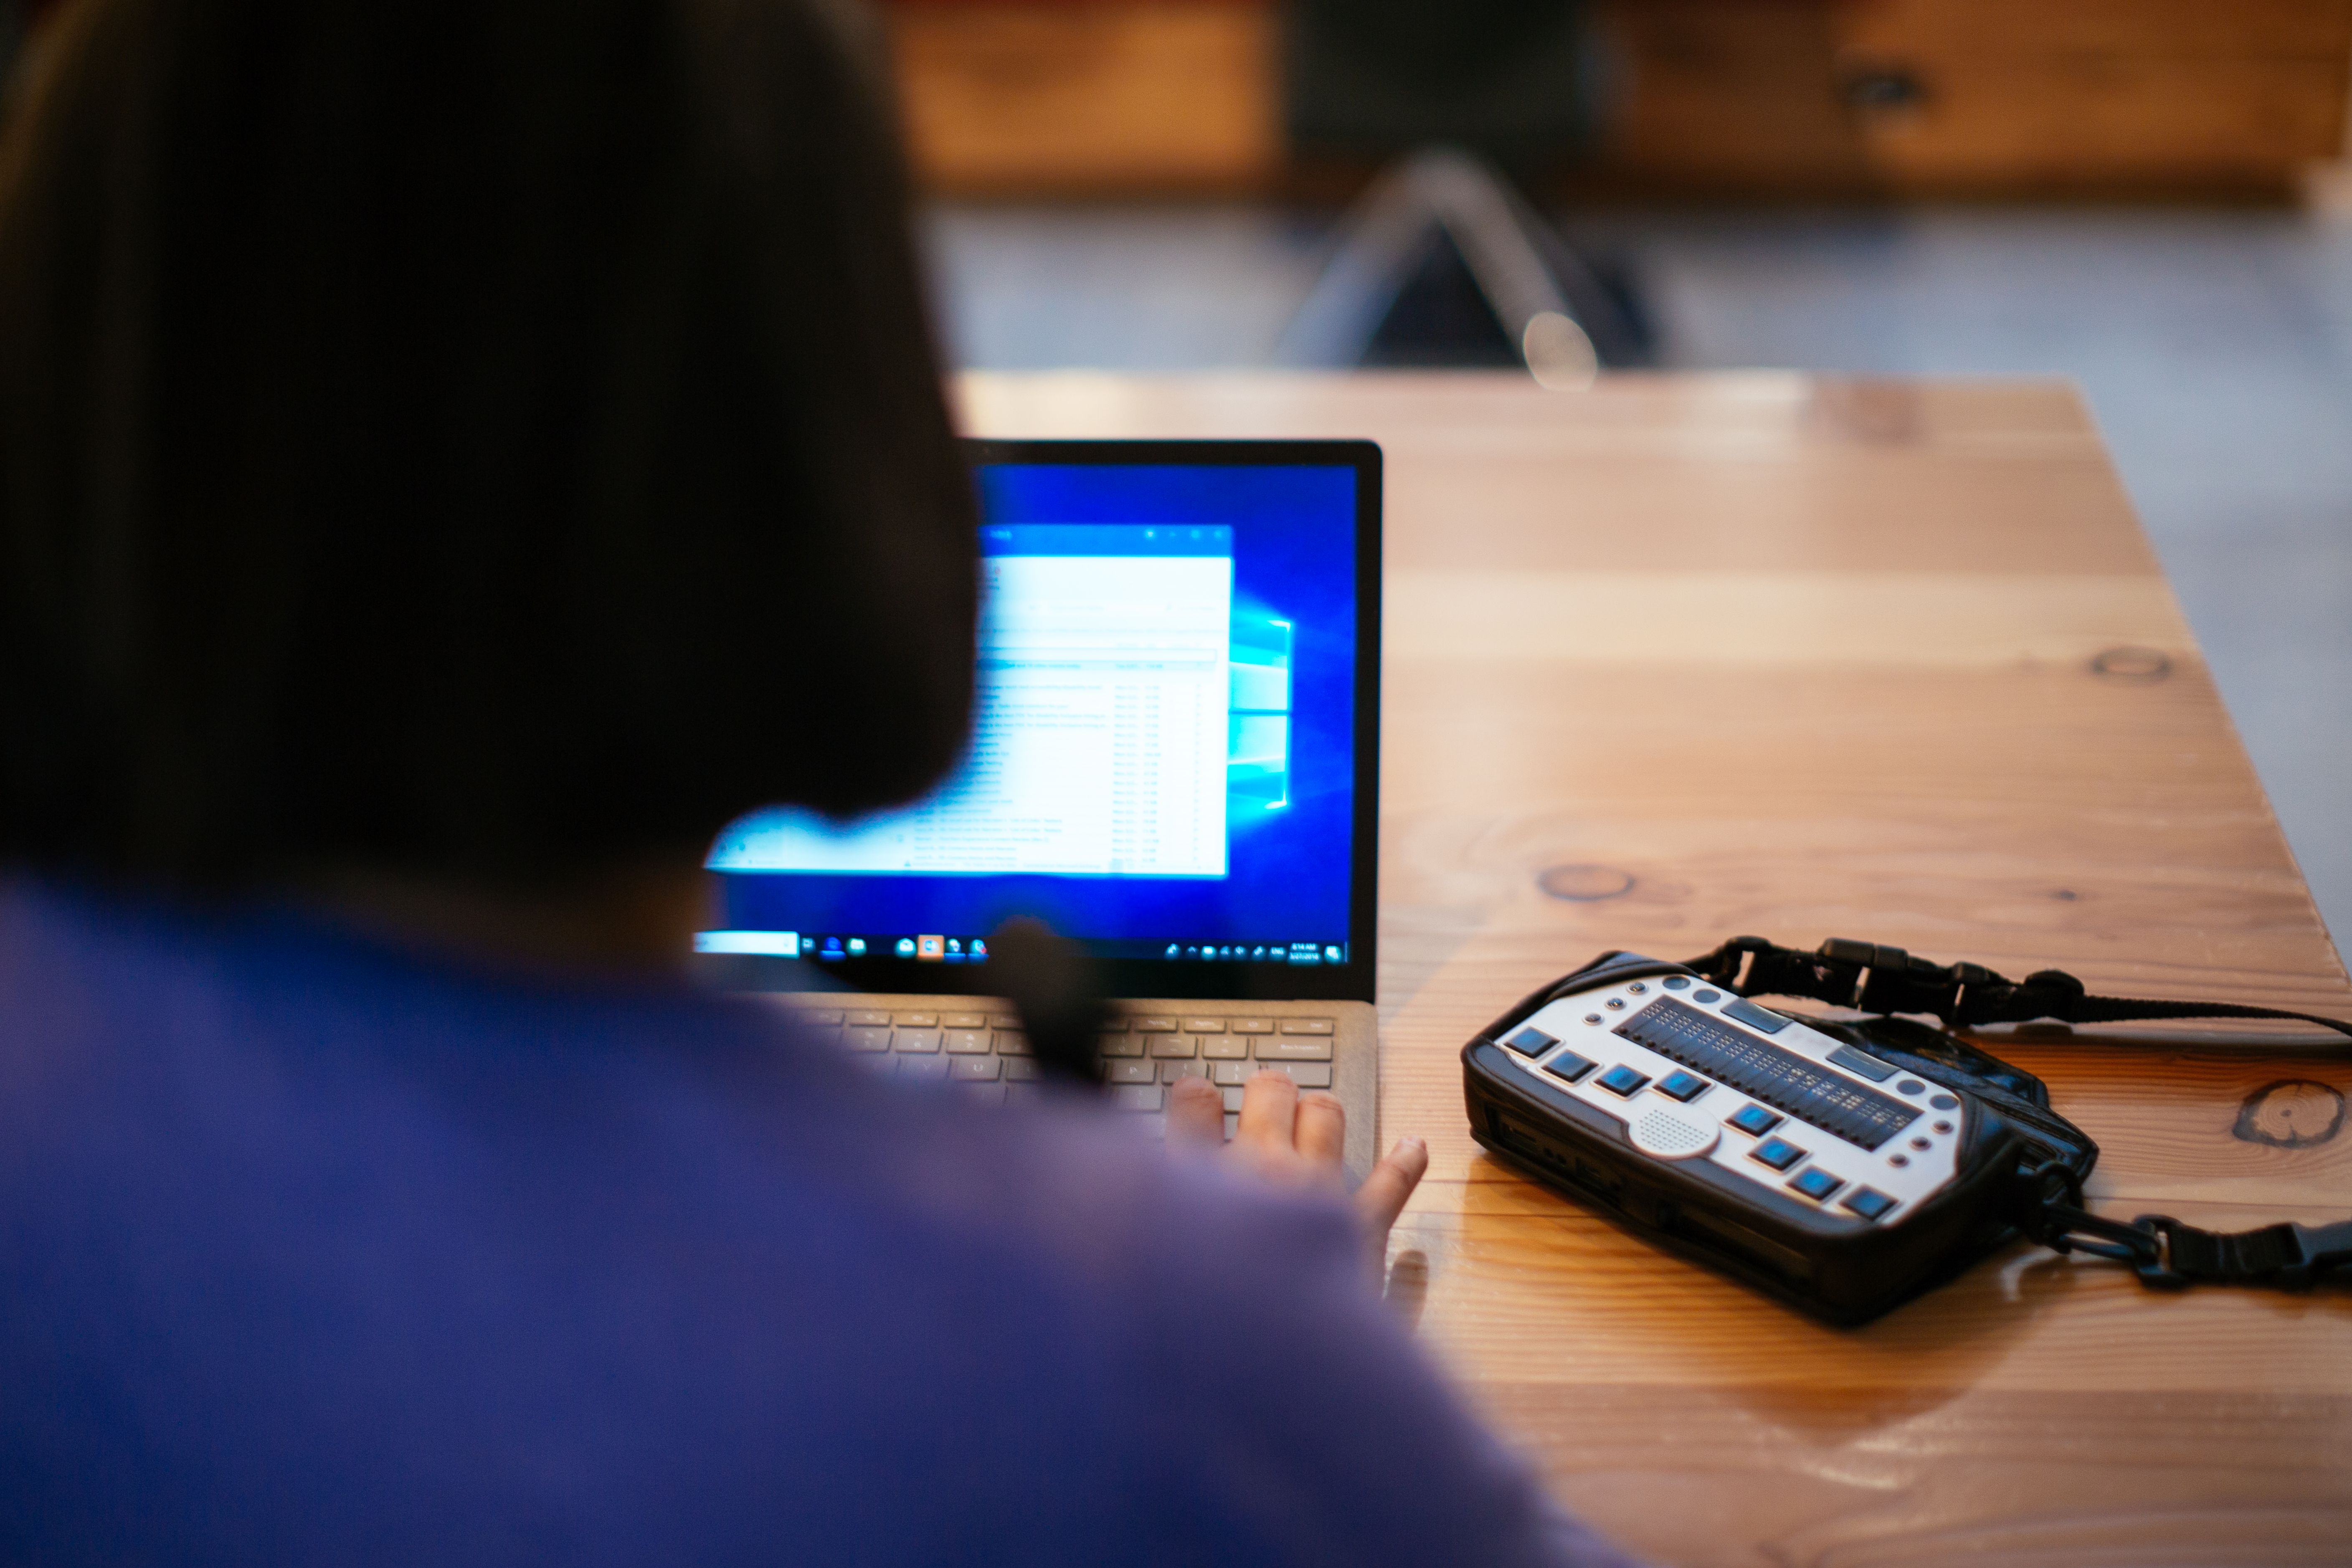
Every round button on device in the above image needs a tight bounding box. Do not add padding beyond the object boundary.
[1934,1120,1954,1135]
[1897,1079,1926,1095]
[1910,1135,1932,1151]
[1628,982,1647,994]
[1930,1094,1959,1111]
[1605,998,1626,1011]
[1888,1153,1910,1168]
[1694,989,1721,1004]
[1663,975,1690,990]
[1583,1013,1603,1026]
[1629,1107,1720,1162]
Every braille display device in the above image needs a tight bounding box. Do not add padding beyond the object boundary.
[1462,940,2352,1323]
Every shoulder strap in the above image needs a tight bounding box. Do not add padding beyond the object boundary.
[1680,935,2352,1293]
[1683,935,2352,1042]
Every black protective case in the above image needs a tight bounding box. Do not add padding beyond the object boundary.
[1461,952,2032,1325]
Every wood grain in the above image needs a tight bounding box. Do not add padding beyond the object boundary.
[881,0,2352,199]
[884,3,1277,194]
[958,370,2352,1565]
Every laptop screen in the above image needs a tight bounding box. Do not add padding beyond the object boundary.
[699,439,1380,1002]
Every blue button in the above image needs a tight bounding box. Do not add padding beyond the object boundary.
[1596,1064,1650,1097]
[1693,989,1721,1003]
[1789,1168,1844,1202]
[1663,975,1691,990]
[1543,1051,1597,1084]
[1842,1187,1897,1221]
[1750,1136,1806,1171]
[1656,1071,1711,1102]
[1504,1026,1556,1058]
[1728,1104,1782,1137]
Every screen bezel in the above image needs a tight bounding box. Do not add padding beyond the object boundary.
[700,437,1382,1005]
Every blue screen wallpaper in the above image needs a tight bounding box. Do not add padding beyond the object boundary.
[711,462,1360,960]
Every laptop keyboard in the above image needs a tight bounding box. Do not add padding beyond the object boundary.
[787,1007,1338,1137]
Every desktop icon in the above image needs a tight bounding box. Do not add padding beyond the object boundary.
[1165,943,1181,959]
[916,935,945,961]
[969,939,987,960]
[1325,945,1343,963]
[895,937,917,958]
[1251,945,1266,961]
[1184,945,1199,960]
[846,937,866,956]
[945,938,962,954]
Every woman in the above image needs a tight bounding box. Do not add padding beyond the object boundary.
[0,2,1634,1563]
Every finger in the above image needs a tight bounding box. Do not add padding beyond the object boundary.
[1292,1091,1346,1170]
[1165,1076,1224,1150]
[1353,1136,1429,1244]
[1233,1070,1300,1153]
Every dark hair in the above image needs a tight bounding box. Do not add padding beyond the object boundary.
[0,0,977,889]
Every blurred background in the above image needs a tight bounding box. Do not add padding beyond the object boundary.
[5,0,2345,957]
[888,0,2352,961]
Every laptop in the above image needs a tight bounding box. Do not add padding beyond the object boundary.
[695,438,1383,1180]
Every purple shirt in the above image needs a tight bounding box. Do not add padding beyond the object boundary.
[0,881,1633,1566]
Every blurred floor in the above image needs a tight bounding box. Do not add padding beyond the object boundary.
[925,202,2352,964]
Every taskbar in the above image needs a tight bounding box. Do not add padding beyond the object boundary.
[695,931,1348,968]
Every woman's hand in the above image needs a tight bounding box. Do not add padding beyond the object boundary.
[1165,1071,1428,1271]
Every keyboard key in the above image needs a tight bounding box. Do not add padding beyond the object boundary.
[1542,1051,1596,1084]
[1655,1071,1711,1103]
[894,1012,940,1029]
[943,1029,991,1054]
[1596,1064,1649,1097]
[1279,1018,1335,1035]
[1099,1034,1145,1058]
[1105,1059,1156,1085]
[1132,1015,1178,1034]
[1004,1057,1041,1082]
[1162,1060,1207,1083]
[960,1081,1006,1107]
[1220,1086,1246,1112]
[1826,1044,1898,1084]
[798,1009,846,1027]
[1842,1187,1897,1221]
[1750,1136,1806,1172]
[1147,1034,1196,1059]
[1254,1037,1332,1062]
[1504,1026,1556,1058]
[1728,1104,1782,1137]
[942,1013,988,1030]
[900,1055,950,1083]
[1224,1111,1239,1140]
[1788,1167,1844,1202]
[893,1029,941,1054]
[1230,1017,1274,1034]
[988,1015,1024,1031]
[846,1009,891,1028]
[1201,1035,1249,1059]
[993,1030,1032,1055]
[1182,1018,1226,1034]
[951,1056,1003,1082]
[1256,1061,1332,1089]
[1210,1061,1254,1087]
[1110,1084,1164,1112]
[844,1026,892,1054]
[1095,1016,1130,1032]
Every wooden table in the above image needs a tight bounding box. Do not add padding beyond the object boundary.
[958,371,2352,1567]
